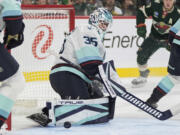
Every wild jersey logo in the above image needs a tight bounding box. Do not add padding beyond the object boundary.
[154,22,171,34]
[32,25,53,60]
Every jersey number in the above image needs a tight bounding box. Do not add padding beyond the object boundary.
[83,36,98,46]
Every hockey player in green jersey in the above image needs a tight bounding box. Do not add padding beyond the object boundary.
[132,0,180,87]
[146,18,180,108]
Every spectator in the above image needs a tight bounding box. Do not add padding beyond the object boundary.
[96,0,103,7]
[22,0,34,4]
[48,0,58,4]
[38,0,47,4]
[103,0,123,16]
[85,0,98,15]
[71,0,87,15]
[121,0,136,16]
[57,0,70,5]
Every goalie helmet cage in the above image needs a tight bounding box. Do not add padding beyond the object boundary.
[5,4,75,131]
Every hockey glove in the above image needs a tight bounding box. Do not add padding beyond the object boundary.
[3,22,25,50]
[136,24,146,38]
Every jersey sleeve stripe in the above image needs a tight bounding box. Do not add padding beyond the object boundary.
[80,60,102,67]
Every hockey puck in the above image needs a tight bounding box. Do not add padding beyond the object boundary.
[64,121,71,128]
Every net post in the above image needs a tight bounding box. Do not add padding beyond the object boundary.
[6,113,11,131]
[69,6,75,31]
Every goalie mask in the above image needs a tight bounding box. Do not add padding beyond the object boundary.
[88,8,113,40]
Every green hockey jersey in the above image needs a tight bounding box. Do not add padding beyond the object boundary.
[137,0,180,40]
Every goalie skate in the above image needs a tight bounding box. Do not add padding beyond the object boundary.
[27,113,52,127]
[131,76,147,88]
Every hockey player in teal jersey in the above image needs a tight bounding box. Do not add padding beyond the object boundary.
[132,0,180,87]
[0,0,25,128]
[146,18,180,108]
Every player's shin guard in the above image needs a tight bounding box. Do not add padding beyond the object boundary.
[42,97,115,127]
[146,76,175,108]
[0,94,14,128]
[146,87,166,108]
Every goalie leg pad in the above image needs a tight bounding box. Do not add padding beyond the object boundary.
[0,45,19,81]
[45,97,115,126]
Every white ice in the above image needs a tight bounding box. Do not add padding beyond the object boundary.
[6,77,180,135]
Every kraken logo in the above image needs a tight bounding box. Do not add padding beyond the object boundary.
[32,25,53,60]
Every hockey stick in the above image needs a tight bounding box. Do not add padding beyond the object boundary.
[48,50,180,120]
[98,60,180,120]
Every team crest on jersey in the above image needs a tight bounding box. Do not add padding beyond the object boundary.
[154,22,170,34]
[153,12,159,18]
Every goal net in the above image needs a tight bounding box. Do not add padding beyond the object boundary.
[5,5,75,130]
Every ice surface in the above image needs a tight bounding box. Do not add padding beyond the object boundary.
[6,77,180,135]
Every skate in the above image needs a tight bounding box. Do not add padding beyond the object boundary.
[131,76,147,88]
[146,98,158,109]
[131,69,149,88]
[27,113,52,127]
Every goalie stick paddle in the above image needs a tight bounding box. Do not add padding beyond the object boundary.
[98,60,180,121]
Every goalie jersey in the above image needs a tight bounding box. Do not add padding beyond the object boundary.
[51,25,106,83]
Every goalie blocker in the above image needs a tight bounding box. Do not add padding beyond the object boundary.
[27,97,116,127]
